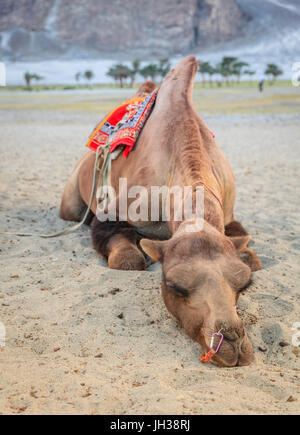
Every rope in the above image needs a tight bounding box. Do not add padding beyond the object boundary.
[0,145,105,239]
[0,109,126,240]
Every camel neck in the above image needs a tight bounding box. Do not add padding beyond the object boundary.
[167,183,224,236]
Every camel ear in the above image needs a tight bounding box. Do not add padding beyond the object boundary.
[140,239,164,262]
[230,236,262,272]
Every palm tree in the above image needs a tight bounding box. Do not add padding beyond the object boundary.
[244,70,256,82]
[198,61,215,86]
[265,64,283,83]
[232,61,249,83]
[148,64,160,82]
[218,57,238,85]
[33,74,43,84]
[139,65,150,81]
[75,72,82,83]
[198,61,209,85]
[129,59,141,87]
[84,70,94,86]
[206,64,216,86]
[106,66,118,86]
[207,65,216,86]
[24,72,32,88]
[158,58,171,80]
[106,64,131,88]
[116,64,131,88]
[215,63,228,86]
[24,72,43,89]
[139,64,160,83]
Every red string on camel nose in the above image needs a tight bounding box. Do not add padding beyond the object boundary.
[200,331,224,363]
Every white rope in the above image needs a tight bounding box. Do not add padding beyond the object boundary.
[0,145,103,239]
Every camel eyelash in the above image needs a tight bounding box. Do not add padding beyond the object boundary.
[169,283,189,297]
[162,273,189,296]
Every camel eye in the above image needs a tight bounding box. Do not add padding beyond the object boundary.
[162,273,190,297]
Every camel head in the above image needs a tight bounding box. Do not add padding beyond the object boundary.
[141,221,261,367]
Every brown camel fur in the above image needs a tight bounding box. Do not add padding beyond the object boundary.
[60,57,261,367]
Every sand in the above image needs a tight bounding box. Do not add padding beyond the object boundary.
[0,86,299,415]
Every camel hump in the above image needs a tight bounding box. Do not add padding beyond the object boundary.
[167,56,198,81]
[136,81,156,97]
[158,56,199,104]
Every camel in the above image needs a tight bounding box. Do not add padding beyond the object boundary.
[60,56,261,367]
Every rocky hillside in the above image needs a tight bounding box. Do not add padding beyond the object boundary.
[0,0,247,60]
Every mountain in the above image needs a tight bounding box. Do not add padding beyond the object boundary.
[2,0,300,85]
[196,0,300,79]
[0,0,247,60]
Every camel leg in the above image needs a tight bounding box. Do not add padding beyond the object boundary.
[91,217,146,270]
[60,153,92,222]
[225,220,262,271]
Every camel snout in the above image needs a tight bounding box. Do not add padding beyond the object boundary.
[203,324,254,367]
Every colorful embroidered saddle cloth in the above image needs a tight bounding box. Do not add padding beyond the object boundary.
[86,89,158,158]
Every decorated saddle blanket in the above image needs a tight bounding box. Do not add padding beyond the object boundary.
[86,88,215,158]
[86,89,158,158]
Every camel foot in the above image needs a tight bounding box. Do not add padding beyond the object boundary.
[108,246,146,271]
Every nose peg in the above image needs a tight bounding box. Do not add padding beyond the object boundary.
[200,331,224,363]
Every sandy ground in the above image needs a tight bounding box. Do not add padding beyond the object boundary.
[0,86,300,415]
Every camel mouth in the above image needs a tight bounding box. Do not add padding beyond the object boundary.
[201,327,253,367]
[201,341,239,367]
[210,345,239,367]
